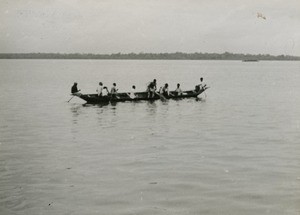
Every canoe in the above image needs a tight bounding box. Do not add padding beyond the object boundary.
[74,89,207,104]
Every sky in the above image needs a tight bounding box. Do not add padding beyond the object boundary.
[0,0,299,55]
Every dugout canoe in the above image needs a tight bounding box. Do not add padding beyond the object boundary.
[73,88,207,104]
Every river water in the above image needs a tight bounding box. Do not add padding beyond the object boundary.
[0,60,299,215]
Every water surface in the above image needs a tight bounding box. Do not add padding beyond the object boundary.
[0,60,299,215]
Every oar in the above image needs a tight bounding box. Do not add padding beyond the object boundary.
[204,86,210,98]
[68,95,75,102]
[169,92,175,97]
[68,89,81,102]
[155,92,166,101]
[197,87,209,99]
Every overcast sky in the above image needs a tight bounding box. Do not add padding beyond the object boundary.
[0,0,299,55]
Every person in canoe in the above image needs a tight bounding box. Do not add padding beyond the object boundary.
[110,83,118,98]
[127,85,136,99]
[71,82,81,95]
[147,79,157,98]
[195,77,207,92]
[102,86,109,96]
[96,82,104,97]
[175,83,183,96]
[160,83,172,97]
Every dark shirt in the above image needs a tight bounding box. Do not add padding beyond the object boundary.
[148,82,156,90]
[111,86,117,94]
[71,85,79,94]
[162,86,169,96]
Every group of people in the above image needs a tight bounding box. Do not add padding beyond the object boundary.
[71,77,207,99]
[96,82,118,97]
[146,79,182,98]
[146,77,207,98]
[71,82,125,98]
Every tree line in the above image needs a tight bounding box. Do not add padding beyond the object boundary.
[0,52,299,61]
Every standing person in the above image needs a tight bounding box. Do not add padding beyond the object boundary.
[71,82,81,95]
[110,83,118,98]
[175,83,183,96]
[199,77,207,90]
[96,82,104,97]
[128,85,136,99]
[147,79,157,98]
[195,77,207,92]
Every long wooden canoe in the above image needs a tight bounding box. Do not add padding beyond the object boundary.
[74,88,207,104]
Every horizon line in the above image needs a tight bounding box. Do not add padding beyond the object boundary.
[0,52,299,57]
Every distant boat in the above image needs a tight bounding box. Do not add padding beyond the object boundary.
[73,88,208,104]
[242,59,259,62]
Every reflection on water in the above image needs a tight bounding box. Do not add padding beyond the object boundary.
[146,100,157,116]
[70,104,82,116]
[195,97,206,102]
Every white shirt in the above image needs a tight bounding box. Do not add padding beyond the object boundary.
[199,81,206,90]
[111,86,117,94]
[96,86,103,96]
[129,89,136,99]
[102,89,108,96]
[175,87,183,95]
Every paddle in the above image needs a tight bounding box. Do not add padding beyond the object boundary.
[68,89,81,102]
[67,96,75,102]
[155,91,166,101]
[169,92,175,97]
[204,86,210,98]
[197,87,209,99]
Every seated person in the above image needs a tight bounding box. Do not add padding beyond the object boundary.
[102,86,109,96]
[96,82,104,97]
[175,83,183,96]
[161,83,170,97]
[71,82,81,96]
[110,83,118,98]
[128,85,136,99]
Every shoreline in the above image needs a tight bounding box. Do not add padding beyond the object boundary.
[1,52,299,61]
